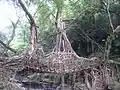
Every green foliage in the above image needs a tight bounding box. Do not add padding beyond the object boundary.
[35,0,74,52]
[1,0,120,59]
[10,22,29,51]
[34,0,120,58]
[66,0,120,58]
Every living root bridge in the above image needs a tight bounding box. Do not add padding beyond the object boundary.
[0,47,119,90]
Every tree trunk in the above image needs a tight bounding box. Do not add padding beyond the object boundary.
[30,23,37,51]
[18,0,37,52]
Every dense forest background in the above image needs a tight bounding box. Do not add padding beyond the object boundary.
[1,0,120,90]
[0,0,120,60]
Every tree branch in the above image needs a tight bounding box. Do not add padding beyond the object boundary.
[55,9,59,28]
[18,0,35,24]
[7,18,20,46]
[107,1,114,31]
[0,40,16,53]
[104,0,115,60]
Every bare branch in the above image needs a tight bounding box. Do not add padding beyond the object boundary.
[7,18,20,46]
[0,40,16,53]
